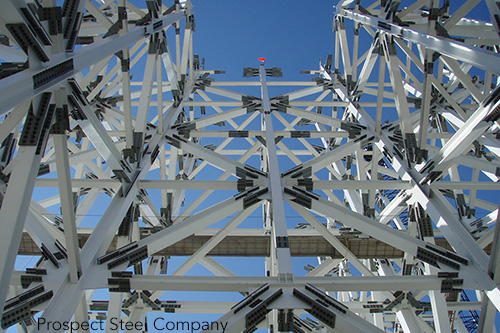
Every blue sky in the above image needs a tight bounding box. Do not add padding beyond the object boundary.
[191,0,491,79]
[191,0,336,81]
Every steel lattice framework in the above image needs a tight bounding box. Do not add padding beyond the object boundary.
[0,0,500,332]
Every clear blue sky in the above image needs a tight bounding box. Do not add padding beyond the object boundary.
[192,0,336,80]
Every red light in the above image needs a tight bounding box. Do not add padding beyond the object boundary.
[258,57,266,62]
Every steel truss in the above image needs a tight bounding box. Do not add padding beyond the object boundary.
[0,0,500,332]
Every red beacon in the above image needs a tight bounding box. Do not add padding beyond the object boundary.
[258,57,266,62]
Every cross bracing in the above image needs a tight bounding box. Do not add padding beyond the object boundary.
[0,0,500,332]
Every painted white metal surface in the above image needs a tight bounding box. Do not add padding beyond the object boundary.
[0,0,499,332]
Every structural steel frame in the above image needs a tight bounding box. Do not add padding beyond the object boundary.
[0,0,500,332]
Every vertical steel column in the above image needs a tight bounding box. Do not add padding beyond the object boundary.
[0,93,54,315]
[479,200,500,331]
[259,62,293,276]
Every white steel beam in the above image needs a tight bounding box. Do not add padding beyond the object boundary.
[127,274,448,293]
[340,8,500,75]
[0,93,53,315]
[0,10,186,116]
[53,132,82,284]
[259,63,292,276]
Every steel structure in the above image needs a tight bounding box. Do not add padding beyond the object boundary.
[0,0,500,332]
